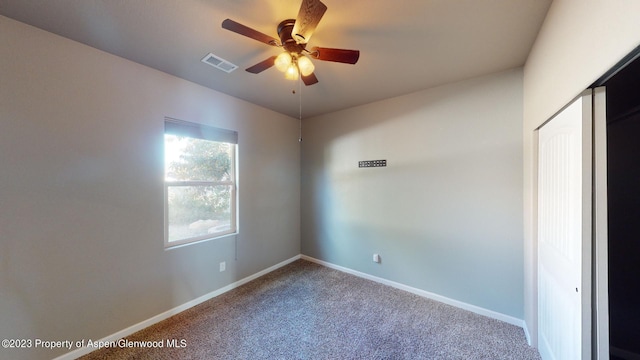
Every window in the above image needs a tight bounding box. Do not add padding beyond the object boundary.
[164,118,237,247]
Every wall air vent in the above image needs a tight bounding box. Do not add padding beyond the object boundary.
[359,160,387,168]
[201,53,238,73]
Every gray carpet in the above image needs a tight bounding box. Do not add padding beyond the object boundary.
[80,259,541,359]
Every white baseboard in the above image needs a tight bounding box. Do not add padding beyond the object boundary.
[301,255,525,329]
[523,323,532,346]
[54,255,301,360]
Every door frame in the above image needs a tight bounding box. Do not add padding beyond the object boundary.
[534,87,611,359]
[593,86,609,359]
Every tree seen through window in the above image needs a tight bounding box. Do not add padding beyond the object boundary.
[165,133,235,244]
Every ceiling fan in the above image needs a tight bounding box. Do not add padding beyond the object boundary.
[221,0,360,86]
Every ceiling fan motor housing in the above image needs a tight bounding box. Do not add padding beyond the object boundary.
[278,19,306,54]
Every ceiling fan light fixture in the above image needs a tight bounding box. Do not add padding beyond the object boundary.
[297,55,315,76]
[285,63,299,80]
[275,52,292,72]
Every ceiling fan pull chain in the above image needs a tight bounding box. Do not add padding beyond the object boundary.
[299,75,303,142]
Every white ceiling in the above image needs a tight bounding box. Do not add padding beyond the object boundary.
[0,0,551,118]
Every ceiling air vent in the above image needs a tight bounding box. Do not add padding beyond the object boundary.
[201,53,238,73]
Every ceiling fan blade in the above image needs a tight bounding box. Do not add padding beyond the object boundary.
[222,19,279,46]
[291,0,327,44]
[246,56,277,74]
[247,56,276,74]
[310,47,360,64]
[302,72,319,86]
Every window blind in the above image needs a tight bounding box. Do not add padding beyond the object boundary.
[164,118,238,144]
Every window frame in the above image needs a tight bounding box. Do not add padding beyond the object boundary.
[163,118,238,248]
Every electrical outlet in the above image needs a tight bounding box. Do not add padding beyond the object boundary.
[219,261,226,272]
[373,254,381,263]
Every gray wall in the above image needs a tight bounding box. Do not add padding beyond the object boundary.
[0,16,300,360]
[301,69,524,318]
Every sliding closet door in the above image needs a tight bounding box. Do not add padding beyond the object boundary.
[537,91,592,360]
